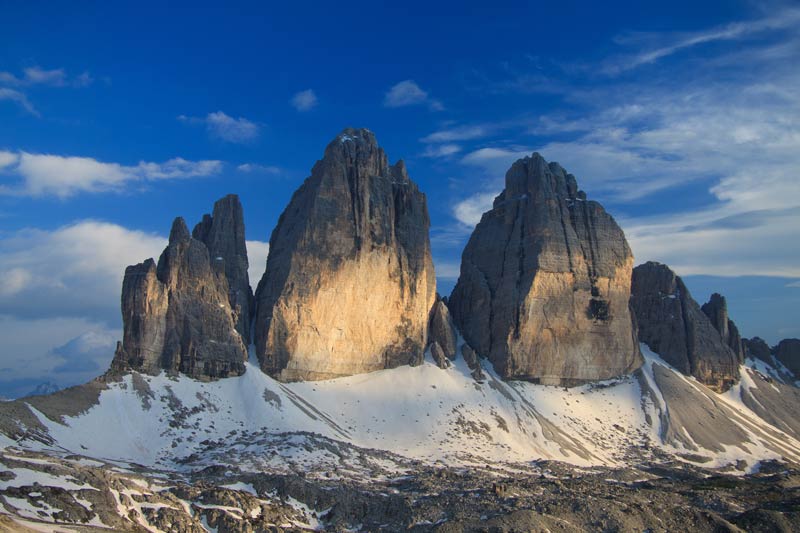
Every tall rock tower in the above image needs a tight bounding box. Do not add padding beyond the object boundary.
[449,153,642,385]
[254,128,436,381]
[110,196,250,380]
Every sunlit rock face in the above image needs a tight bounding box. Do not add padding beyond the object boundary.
[448,153,642,386]
[631,261,740,393]
[110,201,248,381]
[254,128,436,381]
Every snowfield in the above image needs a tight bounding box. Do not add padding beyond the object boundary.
[6,343,798,476]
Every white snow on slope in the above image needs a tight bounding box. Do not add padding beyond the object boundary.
[6,344,800,474]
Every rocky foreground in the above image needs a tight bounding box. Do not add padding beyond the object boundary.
[1,446,799,532]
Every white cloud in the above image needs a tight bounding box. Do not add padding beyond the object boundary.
[433,260,461,281]
[452,192,497,227]
[237,163,280,174]
[246,240,269,285]
[0,66,93,88]
[0,221,167,320]
[787,281,800,288]
[0,152,222,198]
[384,80,443,110]
[0,88,39,116]
[422,144,462,158]
[206,111,259,143]
[421,125,491,143]
[0,151,19,169]
[180,111,260,143]
[290,89,318,111]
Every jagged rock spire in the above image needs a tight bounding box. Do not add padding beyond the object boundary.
[110,197,249,381]
[254,128,436,381]
[448,152,642,386]
[631,261,740,392]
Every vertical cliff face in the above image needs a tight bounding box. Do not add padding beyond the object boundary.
[448,153,642,386]
[253,128,436,381]
[631,262,740,392]
[774,339,800,378]
[192,194,253,343]
[701,293,744,363]
[110,200,248,381]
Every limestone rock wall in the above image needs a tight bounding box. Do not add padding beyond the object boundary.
[448,153,642,386]
[111,207,248,380]
[631,262,740,392]
[192,194,253,343]
[254,128,436,381]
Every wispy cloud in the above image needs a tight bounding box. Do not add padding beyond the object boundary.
[179,111,260,143]
[0,66,93,88]
[0,152,222,198]
[384,80,443,111]
[602,7,800,75]
[421,144,462,158]
[421,125,491,143]
[0,88,39,116]
[237,163,281,174]
[290,89,318,111]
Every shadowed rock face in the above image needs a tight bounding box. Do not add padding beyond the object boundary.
[428,296,457,361]
[701,293,744,363]
[254,128,436,381]
[774,338,800,378]
[192,194,253,343]
[111,209,248,380]
[448,153,642,386]
[631,262,740,392]
[743,337,773,363]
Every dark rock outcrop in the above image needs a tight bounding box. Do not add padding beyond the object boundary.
[448,153,642,386]
[428,296,457,361]
[254,128,436,381]
[461,344,485,381]
[111,207,248,380]
[701,293,744,363]
[430,342,450,369]
[743,337,773,364]
[774,338,800,378]
[631,262,740,392]
[192,194,254,343]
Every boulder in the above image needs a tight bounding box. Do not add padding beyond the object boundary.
[448,153,642,386]
[631,262,739,392]
[254,128,436,381]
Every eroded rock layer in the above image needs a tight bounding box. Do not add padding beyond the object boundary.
[111,210,247,380]
[254,128,436,381]
[448,153,642,386]
[631,262,740,392]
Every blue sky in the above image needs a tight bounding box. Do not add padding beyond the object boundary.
[1,1,798,397]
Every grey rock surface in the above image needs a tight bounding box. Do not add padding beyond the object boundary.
[254,128,436,381]
[430,342,450,369]
[192,194,253,343]
[701,293,745,363]
[774,338,800,378]
[448,153,641,386]
[743,337,774,364]
[631,262,740,392]
[428,296,457,360]
[111,213,247,380]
